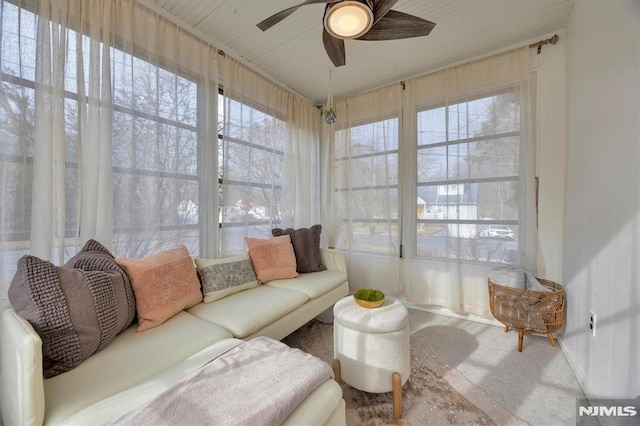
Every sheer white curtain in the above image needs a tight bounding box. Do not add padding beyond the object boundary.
[327,84,403,295]
[108,1,219,259]
[0,0,320,306]
[0,0,218,303]
[218,57,321,256]
[324,48,535,316]
[401,47,535,317]
[0,0,122,274]
[284,95,322,228]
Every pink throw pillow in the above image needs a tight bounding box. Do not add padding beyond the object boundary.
[245,235,298,283]
[116,245,202,331]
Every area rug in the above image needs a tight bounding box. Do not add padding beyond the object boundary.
[283,320,526,425]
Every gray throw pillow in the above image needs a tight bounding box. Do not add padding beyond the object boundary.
[195,254,259,303]
[272,225,326,273]
[8,239,136,378]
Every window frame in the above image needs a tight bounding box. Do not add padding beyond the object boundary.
[216,86,286,254]
[333,114,401,256]
[414,87,524,265]
[0,3,203,256]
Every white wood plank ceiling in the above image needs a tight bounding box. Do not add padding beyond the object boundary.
[141,0,574,104]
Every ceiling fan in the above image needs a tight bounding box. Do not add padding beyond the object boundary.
[257,0,436,67]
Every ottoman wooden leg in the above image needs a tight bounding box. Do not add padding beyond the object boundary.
[392,372,402,420]
[547,332,557,347]
[332,359,342,385]
[517,330,524,352]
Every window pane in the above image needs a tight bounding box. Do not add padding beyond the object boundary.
[334,117,399,256]
[220,223,274,254]
[336,154,398,188]
[417,146,447,183]
[111,50,200,257]
[418,181,518,222]
[336,119,398,156]
[335,188,399,221]
[1,4,37,80]
[471,92,521,137]
[417,107,446,146]
[416,224,518,263]
[347,220,400,255]
[219,93,285,255]
[220,184,281,224]
[0,82,35,155]
[0,162,33,241]
[416,89,522,264]
[448,137,519,180]
[223,140,282,185]
[223,98,285,152]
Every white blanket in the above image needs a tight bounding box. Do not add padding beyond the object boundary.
[113,336,333,426]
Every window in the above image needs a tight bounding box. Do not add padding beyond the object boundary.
[0,1,308,298]
[111,50,200,257]
[334,117,399,255]
[0,2,201,263]
[0,4,36,266]
[217,91,285,255]
[416,90,521,264]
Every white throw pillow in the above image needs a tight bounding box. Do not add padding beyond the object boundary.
[524,271,550,292]
[489,267,526,290]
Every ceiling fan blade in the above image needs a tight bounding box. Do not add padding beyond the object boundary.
[323,27,346,67]
[370,0,398,25]
[356,10,436,41]
[257,0,340,31]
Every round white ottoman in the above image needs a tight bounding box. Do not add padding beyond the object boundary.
[332,295,410,419]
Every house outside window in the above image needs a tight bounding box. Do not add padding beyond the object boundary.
[416,90,521,264]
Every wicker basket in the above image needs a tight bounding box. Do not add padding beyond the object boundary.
[488,278,565,352]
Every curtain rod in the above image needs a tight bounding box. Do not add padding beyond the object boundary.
[529,34,559,54]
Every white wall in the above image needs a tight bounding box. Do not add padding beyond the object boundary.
[563,0,640,399]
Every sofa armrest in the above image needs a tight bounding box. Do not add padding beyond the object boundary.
[320,249,347,274]
[1,309,45,426]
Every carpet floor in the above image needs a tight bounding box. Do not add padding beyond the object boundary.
[283,318,526,425]
[284,307,596,425]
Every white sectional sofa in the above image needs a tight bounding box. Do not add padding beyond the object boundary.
[0,248,349,426]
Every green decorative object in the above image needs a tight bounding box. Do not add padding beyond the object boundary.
[353,288,385,308]
[323,107,336,124]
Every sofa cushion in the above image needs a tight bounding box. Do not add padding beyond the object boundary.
[58,338,245,425]
[8,239,136,378]
[282,380,344,426]
[266,270,347,299]
[187,285,308,338]
[42,311,232,425]
[116,245,203,332]
[62,339,342,426]
[245,235,298,283]
[272,225,326,273]
[195,254,259,303]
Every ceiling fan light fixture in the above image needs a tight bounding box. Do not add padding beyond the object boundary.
[324,1,373,40]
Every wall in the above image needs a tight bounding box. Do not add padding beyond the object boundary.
[563,0,640,399]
